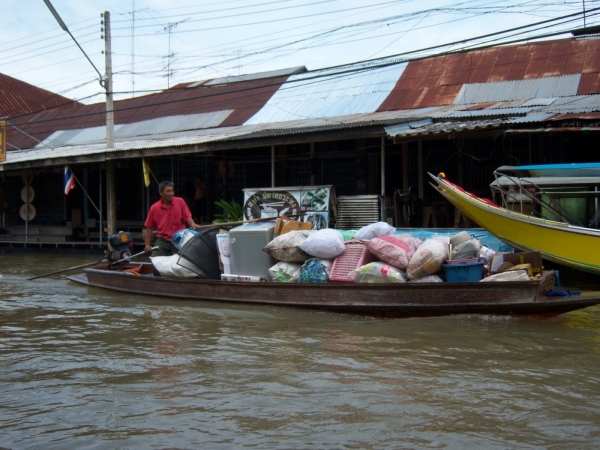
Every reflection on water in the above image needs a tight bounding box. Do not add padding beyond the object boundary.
[1,253,600,449]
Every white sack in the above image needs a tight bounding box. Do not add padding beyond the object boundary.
[151,254,198,277]
[263,230,314,262]
[408,274,444,283]
[268,261,303,282]
[299,228,345,259]
[351,262,408,283]
[480,271,531,282]
[354,221,396,240]
[406,238,449,280]
[452,237,482,260]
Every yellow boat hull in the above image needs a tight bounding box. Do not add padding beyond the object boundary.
[429,173,600,275]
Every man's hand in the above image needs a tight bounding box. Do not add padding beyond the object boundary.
[144,244,153,254]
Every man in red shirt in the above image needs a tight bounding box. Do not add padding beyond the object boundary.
[144,181,198,256]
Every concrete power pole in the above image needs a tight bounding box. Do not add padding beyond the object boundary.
[104,11,114,148]
[104,11,117,235]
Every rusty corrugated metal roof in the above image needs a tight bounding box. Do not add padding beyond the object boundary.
[546,112,600,120]
[378,37,600,111]
[6,73,291,150]
[4,36,600,161]
[0,73,80,118]
[506,126,600,133]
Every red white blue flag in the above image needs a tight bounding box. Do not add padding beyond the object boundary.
[64,165,76,195]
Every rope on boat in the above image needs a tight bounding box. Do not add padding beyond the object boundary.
[470,233,487,239]
[546,270,581,297]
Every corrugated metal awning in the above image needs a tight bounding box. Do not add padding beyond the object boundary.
[505,126,600,133]
[385,119,503,138]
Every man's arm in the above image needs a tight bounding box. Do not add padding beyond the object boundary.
[144,227,154,253]
[180,198,197,229]
[186,217,198,230]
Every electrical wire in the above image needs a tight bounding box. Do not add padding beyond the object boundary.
[7,18,593,133]
[1,2,592,95]
[4,3,597,123]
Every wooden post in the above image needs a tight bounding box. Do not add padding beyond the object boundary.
[99,166,103,246]
[310,142,315,186]
[380,136,385,196]
[107,160,117,235]
[271,145,275,187]
[402,142,409,194]
[418,140,423,199]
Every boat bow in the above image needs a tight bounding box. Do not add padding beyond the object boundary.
[429,172,600,275]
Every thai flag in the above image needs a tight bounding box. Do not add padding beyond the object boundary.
[64,165,76,195]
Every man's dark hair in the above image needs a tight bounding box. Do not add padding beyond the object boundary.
[159,181,174,192]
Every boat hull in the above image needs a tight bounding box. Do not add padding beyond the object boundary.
[66,266,600,318]
[430,173,600,275]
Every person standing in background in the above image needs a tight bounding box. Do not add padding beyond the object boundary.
[193,174,207,224]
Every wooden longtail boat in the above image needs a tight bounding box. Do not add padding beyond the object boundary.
[67,263,600,318]
[429,172,600,275]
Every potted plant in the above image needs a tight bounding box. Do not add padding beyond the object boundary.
[213,199,244,223]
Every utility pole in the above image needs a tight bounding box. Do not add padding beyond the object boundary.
[44,1,118,235]
[103,11,117,235]
[103,12,114,149]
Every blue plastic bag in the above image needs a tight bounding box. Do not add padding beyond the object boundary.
[299,259,329,283]
[172,229,198,250]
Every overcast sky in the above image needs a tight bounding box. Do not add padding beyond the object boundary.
[2,0,598,104]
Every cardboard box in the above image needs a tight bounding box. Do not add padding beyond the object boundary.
[274,216,312,236]
[489,251,543,275]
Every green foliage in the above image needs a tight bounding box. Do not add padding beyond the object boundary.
[213,199,244,223]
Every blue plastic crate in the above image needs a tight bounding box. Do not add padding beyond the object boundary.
[443,261,484,282]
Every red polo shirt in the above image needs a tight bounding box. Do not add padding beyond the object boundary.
[144,196,192,241]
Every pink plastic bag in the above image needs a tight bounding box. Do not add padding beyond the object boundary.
[363,234,421,270]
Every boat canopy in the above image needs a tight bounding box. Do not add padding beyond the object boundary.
[491,175,600,188]
[498,163,600,178]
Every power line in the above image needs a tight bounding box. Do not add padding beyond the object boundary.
[111,0,330,26]
[7,8,595,133]
[115,1,596,86]
[110,0,416,36]
[1,2,584,81]
[5,2,597,116]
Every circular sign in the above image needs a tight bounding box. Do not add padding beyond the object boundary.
[19,203,36,221]
[243,191,301,220]
[20,186,35,203]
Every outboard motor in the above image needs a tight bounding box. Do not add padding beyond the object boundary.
[105,231,134,262]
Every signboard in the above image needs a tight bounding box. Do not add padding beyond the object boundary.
[0,121,5,163]
[243,185,334,229]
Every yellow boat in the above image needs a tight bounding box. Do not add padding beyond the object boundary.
[429,172,600,275]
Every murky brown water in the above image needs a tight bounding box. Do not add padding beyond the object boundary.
[2,252,600,449]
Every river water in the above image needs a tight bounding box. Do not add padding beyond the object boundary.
[1,252,600,449]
